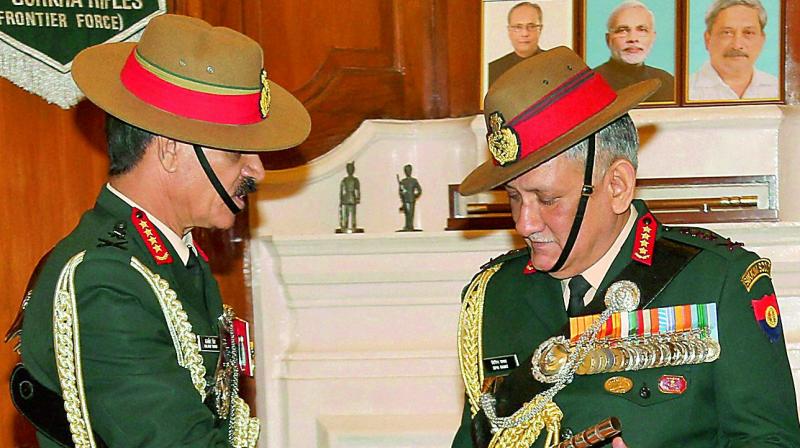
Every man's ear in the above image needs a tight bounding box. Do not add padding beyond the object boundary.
[605,158,636,215]
[704,31,710,51]
[155,137,179,173]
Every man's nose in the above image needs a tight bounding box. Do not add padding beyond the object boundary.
[514,200,546,237]
[731,32,747,49]
[243,154,266,183]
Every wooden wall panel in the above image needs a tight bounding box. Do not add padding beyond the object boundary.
[0,80,108,446]
[251,0,481,169]
[442,0,482,117]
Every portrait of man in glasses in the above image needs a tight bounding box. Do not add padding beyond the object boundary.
[488,2,544,86]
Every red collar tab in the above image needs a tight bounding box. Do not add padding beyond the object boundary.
[523,260,537,275]
[194,241,209,262]
[489,69,617,167]
[131,208,174,265]
[631,212,657,266]
[120,49,267,125]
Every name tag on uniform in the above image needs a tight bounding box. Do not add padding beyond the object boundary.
[482,354,519,373]
[197,335,220,353]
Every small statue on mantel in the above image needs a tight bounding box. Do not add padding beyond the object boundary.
[397,164,422,232]
[336,161,363,233]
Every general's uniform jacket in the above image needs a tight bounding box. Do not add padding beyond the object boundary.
[452,200,800,447]
[21,187,245,447]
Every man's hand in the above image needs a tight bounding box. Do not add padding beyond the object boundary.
[612,436,628,448]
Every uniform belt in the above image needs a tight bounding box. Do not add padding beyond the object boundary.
[10,364,108,448]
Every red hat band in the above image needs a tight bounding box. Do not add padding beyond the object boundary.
[488,69,617,167]
[120,49,270,125]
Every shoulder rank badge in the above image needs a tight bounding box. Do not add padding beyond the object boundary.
[631,213,656,266]
[131,208,173,265]
[752,293,782,343]
[741,258,771,292]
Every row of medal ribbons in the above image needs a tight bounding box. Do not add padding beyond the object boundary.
[570,303,719,343]
[566,303,720,375]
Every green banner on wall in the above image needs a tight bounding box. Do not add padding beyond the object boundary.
[0,0,165,108]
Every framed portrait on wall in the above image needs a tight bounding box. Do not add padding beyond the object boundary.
[579,0,679,106]
[481,0,573,103]
[685,0,784,104]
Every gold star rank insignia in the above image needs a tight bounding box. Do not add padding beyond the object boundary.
[131,208,174,265]
[632,213,657,265]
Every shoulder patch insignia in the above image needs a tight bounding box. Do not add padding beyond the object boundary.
[752,293,782,343]
[131,208,173,265]
[741,258,771,292]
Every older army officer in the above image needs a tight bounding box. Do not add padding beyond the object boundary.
[10,14,310,448]
[451,47,800,447]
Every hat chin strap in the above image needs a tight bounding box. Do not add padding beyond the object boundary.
[542,135,596,273]
[192,145,242,215]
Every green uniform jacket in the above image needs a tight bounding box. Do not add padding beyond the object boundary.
[21,187,232,447]
[452,200,800,447]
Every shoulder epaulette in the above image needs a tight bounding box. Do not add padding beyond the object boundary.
[480,247,528,270]
[661,225,746,259]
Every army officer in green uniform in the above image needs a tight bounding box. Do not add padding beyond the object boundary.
[452,47,800,447]
[13,14,310,447]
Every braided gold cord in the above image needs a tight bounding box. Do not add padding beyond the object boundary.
[130,257,207,401]
[230,396,261,448]
[488,399,563,448]
[457,261,565,447]
[53,251,97,448]
[458,264,501,416]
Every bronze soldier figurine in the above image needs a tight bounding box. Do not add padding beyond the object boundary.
[337,161,363,233]
[397,164,422,231]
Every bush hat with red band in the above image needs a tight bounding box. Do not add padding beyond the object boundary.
[71,14,310,152]
[459,46,660,196]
